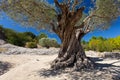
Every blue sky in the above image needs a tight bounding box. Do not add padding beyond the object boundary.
[0,0,120,44]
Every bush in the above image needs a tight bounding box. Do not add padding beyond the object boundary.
[39,38,59,48]
[37,33,47,40]
[23,32,36,39]
[3,28,36,46]
[25,42,37,48]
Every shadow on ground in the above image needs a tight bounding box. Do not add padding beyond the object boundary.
[0,61,12,75]
[38,57,120,80]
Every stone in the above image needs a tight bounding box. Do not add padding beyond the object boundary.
[0,39,6,45]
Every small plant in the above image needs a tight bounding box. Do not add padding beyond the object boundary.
[0,48,7,52]
[25,42,37,48]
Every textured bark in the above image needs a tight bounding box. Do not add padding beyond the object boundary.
[51,29,94,70]
[51,0,94,70]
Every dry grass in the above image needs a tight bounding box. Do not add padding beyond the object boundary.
[0,48,7,52]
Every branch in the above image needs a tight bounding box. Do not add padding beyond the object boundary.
[80,12,110,33]
[75,15,92,34]
[83,13,110,23]
[54,0,68,13]
[54,0,60,8]
[70,7,85,26]
[50,22,57,33]
[68,0,71,7]
[54,0,70,32]
[72,0,78,12]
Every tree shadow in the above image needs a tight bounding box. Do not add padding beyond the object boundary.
[38,68,63,77]
[0,61,12,75]
[103,52,120,59]
[89,57,103,62]
[38,57,120,80]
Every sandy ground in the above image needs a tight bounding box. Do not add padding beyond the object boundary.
[0,54,57,80]
[0,53,120,80]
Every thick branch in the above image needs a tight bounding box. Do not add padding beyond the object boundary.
[54,0,60,8]
[83,14,110,23]
[70,7,85,26]
[50,23,57,33]
[75,13,111,34]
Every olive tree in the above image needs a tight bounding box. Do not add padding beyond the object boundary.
[0,0,120,70]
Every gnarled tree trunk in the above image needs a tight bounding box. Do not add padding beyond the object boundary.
[51,28,94,70]
[51,0,95,70]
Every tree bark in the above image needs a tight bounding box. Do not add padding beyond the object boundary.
[52,0,94,70]
[51,28,94,70]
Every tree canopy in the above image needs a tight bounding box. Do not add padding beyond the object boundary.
[0,0,120,32]
[0,0,56,29]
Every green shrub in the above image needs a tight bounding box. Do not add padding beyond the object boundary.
[3,28,36,46]
[25,42,37,48]
[39,38,59,48]
[23,32,36,39]
[37,33,47,39]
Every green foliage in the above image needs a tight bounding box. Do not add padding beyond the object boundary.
[81,40,89,50]
[0,26,60,48]
[23,32,36,39]
[0,26,36,46]
[25,42,37,48]
[85,36,120,52]
[0,25,6,40]
[39,38,59,48]
[37,33,47,40]
[0,0,119,31]
[113,36,120,50]
[0,25,4,30]
[5,31,33,46]
[0,0,56,29]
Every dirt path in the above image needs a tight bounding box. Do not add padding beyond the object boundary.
[0,54,120,80]
[0,54,58,80]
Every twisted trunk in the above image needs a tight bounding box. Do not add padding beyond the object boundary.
[51,27,94,70]
[51,0,94,70]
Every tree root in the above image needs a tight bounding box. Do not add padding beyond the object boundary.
[51,56,95,70]
[74,57,95,71]
[51,54,75,70]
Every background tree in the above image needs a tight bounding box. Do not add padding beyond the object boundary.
[0,0,120,70]
[23,32,36,39]
[0,26,36,46]
[39,38,60,48]
[37,33,47,40]
[0,25,6,40]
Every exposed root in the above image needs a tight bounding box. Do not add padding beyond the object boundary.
[51,54,75,70]
[74,57,95,71]
[51,55,95,70]
[51,31,95,70]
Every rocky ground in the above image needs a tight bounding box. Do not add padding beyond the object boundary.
[0,44,59,55]
[0,43,120,80]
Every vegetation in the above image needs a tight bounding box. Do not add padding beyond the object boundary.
[39,38,60,48]
[82,36,120,52]
[0,25,6,40]
[3,28,36,46]
[25,42,37,48]
[0,26,59,48]
[0,0,120,70]
[37,33,47,40]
